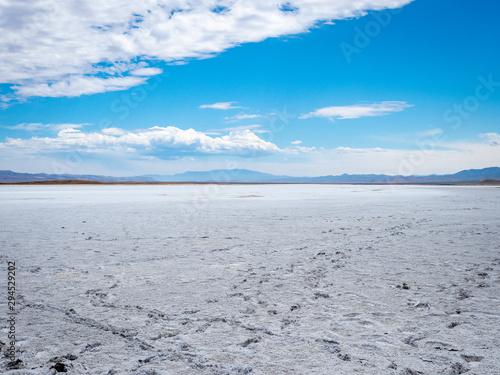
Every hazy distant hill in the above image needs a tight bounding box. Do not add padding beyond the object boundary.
[0,170,155,183]
[1,167,499,184]
[144,169,288,183]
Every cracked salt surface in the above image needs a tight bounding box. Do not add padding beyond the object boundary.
[0,185,499,374]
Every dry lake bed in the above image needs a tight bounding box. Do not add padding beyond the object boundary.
[0,184,499,374]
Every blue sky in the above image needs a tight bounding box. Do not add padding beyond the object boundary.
[0,0,499,176]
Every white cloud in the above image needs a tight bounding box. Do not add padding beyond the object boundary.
[3,123,46,131]
[0,125,280,157]
[480,132,500,146]
[2,129,499,177]
[3,122,90,131]
[291,140,302,145]
[311,139,499,175]
[268,142,499,176]
[211,124,268,134]
[52,123,92,131]
[101,127,127,136]
[283,145,318,154]
[0,0,414,101]
[199,102,243,110]
[299,101,413,120]
[130,68,163,77]
[419,128,443,137]
[13,76,148,98]
[225,114,265,122]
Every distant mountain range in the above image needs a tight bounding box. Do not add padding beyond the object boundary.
[145,167,500,184]
[0,170,155,183]
[1,167,499,184]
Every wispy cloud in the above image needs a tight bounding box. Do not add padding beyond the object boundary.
[210,124,268,134]
[13,76,149,98]
[199,102,243,110]
[3,122,91,131]
[419,128,444,137]
[480,132,500,146]
[291,140,303,145]
[3,123,46,131]
[225,114,265,123]
[299,101,413,120]
[0,0,414,102]
[130,68,163,77]
[101,127,127,136]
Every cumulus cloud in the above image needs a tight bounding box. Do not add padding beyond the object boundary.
[0,0,414,102]
[299,101,413,120]
[0,125,280,158]
[2,127,499,176]
[199,102,243,110]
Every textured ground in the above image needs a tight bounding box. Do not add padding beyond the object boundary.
[0,185,499,374]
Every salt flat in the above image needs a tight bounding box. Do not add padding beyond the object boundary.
[1,185,499,374]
